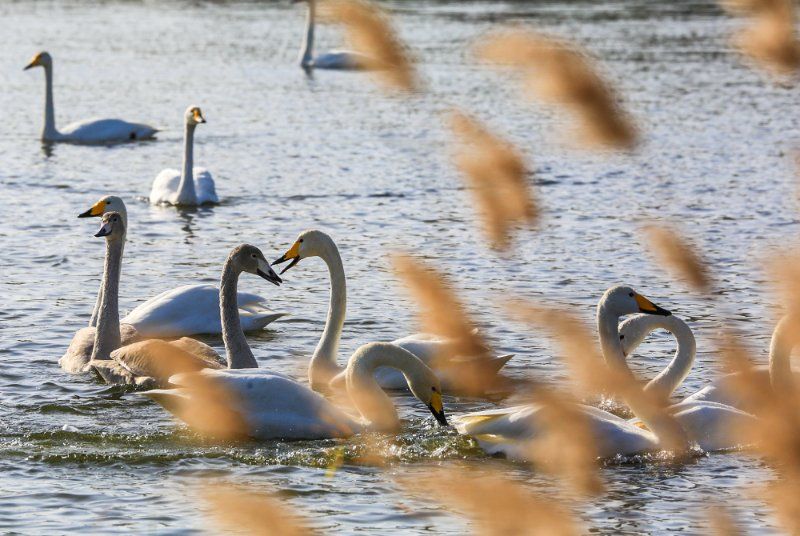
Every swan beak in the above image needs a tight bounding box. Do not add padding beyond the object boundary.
[94,221,113,237]
[635,293,671,316]
[428,392,448,426]
[78,200,106,219]
[193,109,206,124]
[23,58,39,71]
[256,258,283,286]
[272,241,302,275]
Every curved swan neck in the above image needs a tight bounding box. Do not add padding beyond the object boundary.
[300,0,315,67]
[176,122,198,204]
[42,62,59,140]
[91,238,124,361]
[621,315,696,400]
[769,315,800,394]
[346,342,424,432]
[308,238,347,390]
[220,259,258,369]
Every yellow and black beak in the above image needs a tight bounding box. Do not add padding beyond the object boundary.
[78,200,106,219]
[635,293,671,316]
[193,108,206,124]
[272,241,301,275]
[427,391,448,426]
[23,56,40,71]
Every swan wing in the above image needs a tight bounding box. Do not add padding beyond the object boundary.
[146,369,359,439]
[108,339,221,386]
[193,168,219,204]
[671,402,756,452]
[61,118,157,144]
[121,284,284,337]
[149,169,181,204]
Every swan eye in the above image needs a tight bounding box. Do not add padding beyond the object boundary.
[628,292,634,297]
[299,239,304,243]
[619,334,625,340]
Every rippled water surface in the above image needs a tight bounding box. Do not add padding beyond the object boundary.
[1,0,798,533]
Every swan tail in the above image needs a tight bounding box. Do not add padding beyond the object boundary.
[240,311,287,331]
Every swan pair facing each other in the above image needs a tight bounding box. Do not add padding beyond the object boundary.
[270,229,514,393]
[24,52,157,144]
[454,286,757,458]
[61,197,284,372]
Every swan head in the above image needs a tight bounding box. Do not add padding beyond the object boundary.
[272,229,333,274]
[23,51,51,71]
[600,285,671,318]
[78,196,128,229]
[185,106,206,126]
[94,211,125,240]
[410,373,448,426]
[230,244,283,286]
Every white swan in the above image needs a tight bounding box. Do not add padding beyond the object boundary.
[146,342,446,440]
[24,52,157,144]
[454,285,690,460]
[293,0,377,71]
[678,314,800,411]
[74,213,225,387]
[271,230,513,393]
[77,196,284,337]
[617,314,756,452]
[149,106,218,206]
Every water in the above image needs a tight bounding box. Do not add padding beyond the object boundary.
[0,0,796,533]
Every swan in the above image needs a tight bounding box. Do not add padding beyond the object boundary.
[617,314,757,452]
[23,52,157,144]
[149,106,218,206]
[292,0,377,71]
[144,340,448,439]
[677,314,800,411]
[76,195,284,337]
[454,285,691,460]
[271,229,513,393]
[77,212,225,387]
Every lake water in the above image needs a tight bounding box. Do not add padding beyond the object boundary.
[0,0,796,533]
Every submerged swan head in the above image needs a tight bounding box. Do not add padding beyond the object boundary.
[228,244,283,286]
[78,195,127,229]
[272,229,334,274]
[23,51,52,71]
[184,105,206,127]
[600,285,671,318]
[94,211,125,240]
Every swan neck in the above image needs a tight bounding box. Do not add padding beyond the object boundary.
[91,238,124,361]
[89,284,102,328]
[309,240,347,390]
[770,315,799,394]
[597,303,627,373]
[43,63,58,140]
[176,123,197,204]
[346,343,423,431]
[300,0,315,67]
[220,260,258,369]
[643,320,695,400]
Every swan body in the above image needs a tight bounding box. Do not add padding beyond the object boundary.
[24,52,156,144]
[144,252,447,440]
[81,212,223,387]
[456,286,688,460]
[149,106,218,206]
[617,314,757,451]
[272,229,513,393]
[77,196,284,336]
[294,0,377,71]
[121,284,284,337]
[59,323,139,373]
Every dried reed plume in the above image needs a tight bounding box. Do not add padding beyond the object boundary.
[510,301,689,455]
[476,30,637,149]
[200,483,316,536]
[450,110,538,250]
[524,384,605,495]
[642,224,712,292]
[722,0,800,73]
[708,505,744,536]
[391,253,501,395]
[767,251,800,315]
[320,0,418,92]
[398,467,581,536]
[160,373,249,441]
